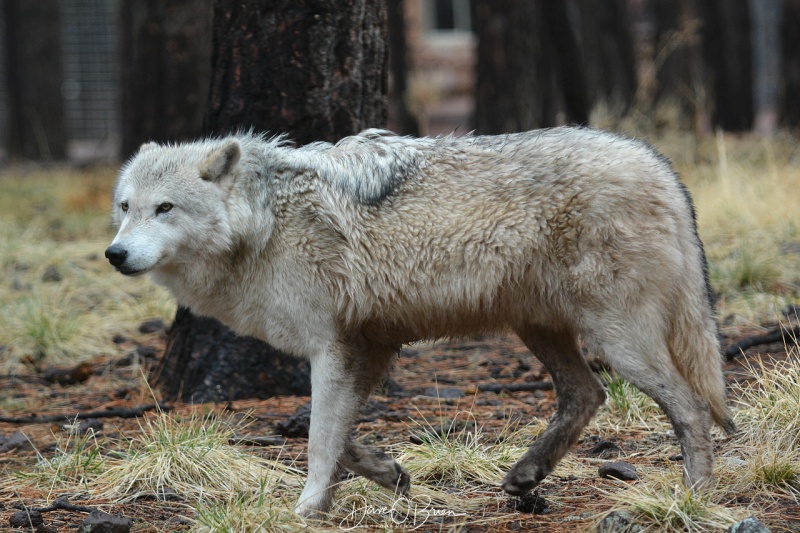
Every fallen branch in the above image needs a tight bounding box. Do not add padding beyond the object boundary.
[475,381,553,393]
[0,402,169,424]
[725,325,800,360]
[14,497,95,514]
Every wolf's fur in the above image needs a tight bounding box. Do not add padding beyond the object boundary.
[107,126,733,518]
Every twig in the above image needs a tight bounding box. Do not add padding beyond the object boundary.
[0,402,169,424]
[14,496,95,514]
[725,325,800,360]
[476,381,553,393]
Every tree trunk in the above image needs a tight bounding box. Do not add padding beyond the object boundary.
[2,0,67,161]
[749,0,784,134]
[473,0,590,134]
[156,0,388,403]
[387,0,420,135]
[783,0,800,126]
[576,0,637,114]
[698,0,753,131]
[118,0,213,160]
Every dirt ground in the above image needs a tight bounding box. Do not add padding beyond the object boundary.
[1,323,799,532]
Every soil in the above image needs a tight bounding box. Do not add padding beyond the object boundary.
[1,323,799,532]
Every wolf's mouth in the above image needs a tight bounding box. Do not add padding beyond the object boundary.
[116,266,148,277]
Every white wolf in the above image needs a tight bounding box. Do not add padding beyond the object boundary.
[106,127,734,518]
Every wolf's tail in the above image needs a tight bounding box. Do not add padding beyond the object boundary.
[667,260,736,435]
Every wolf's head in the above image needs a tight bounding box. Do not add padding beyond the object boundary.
[105,140,242,278]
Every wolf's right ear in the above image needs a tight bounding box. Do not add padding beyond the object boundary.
[200,141,241,190]
[138,142,159,154]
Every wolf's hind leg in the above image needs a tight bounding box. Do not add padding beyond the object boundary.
[340,439,410,495]
[502,325,606,496]
[588,321,715,489]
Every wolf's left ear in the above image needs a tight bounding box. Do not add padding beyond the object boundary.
[200,141,241,190]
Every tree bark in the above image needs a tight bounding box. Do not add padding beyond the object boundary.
[749,0,784,134]
[473,0,591,134]
[698,0,753,130]
[118,0,213,160]
[473,0,553,133]
[387,0,420,135]
[2,0,67,161]
[156,0,388,403]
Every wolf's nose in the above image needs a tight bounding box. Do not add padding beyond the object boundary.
[105,244,128,267]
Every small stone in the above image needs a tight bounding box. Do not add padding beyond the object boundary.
[138,318,167,334]
[9,509,43,528]
[42,265,62,282]
[590,440,621,456]
[79,509,132,533]
[0,431,33,453]
[598,461,638,481]
[276,402,311,438]
[596,510,644,532]
[507,491,549,514]
[727,517,771,533]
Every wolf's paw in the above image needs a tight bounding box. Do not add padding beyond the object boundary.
[372,461,411,495]
[501,464,547,496]
[393,463,411,495]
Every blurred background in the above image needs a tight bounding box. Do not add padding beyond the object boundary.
[0,0,797,165]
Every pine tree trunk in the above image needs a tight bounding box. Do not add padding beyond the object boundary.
[155,0,388,403]
[118,0,213,160]
[3,0,67,161]
[473,0,590,134]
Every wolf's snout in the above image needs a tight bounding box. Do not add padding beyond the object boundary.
[105,244,128,267]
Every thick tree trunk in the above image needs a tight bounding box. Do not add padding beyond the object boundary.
[473,0,553,133]
[698,0,753,131]
[156,0,388,403]
[749,0,784,134]
[2,0,67,161]
[474,0,637,133]
[118,0,213,159]
[387,0,420,135]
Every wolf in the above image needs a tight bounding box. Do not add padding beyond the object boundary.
[106,126,734,518]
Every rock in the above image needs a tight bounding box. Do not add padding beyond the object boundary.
[507,491,549,514]
[138,318,167,334]
[79,509,132,533]
[42,265,62,282]
[275,402,311,438]
[0,431,33,453]
[598,461,638,481]
[135,345,158,358]
[596,510,643,532]
[728,517,771,533]
[590,440,621,456]
[9,509,43,528]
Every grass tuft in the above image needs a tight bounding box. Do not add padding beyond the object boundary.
[98,410,301,503]
[594,370,667,431]
[601,469,741,532]
[396,410,526,488]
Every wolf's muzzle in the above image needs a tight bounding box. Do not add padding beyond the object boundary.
[104,244,128,267]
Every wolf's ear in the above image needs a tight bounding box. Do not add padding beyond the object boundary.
[200,141,241,189]
[138,142,159,154]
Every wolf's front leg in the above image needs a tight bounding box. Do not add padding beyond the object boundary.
[295,347,359,519]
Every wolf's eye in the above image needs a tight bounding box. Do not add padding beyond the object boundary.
[156,202,173,215]
[120,202,129,213]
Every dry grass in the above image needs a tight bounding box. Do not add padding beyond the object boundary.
[0,167,176,373]
[97,409,302,503]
